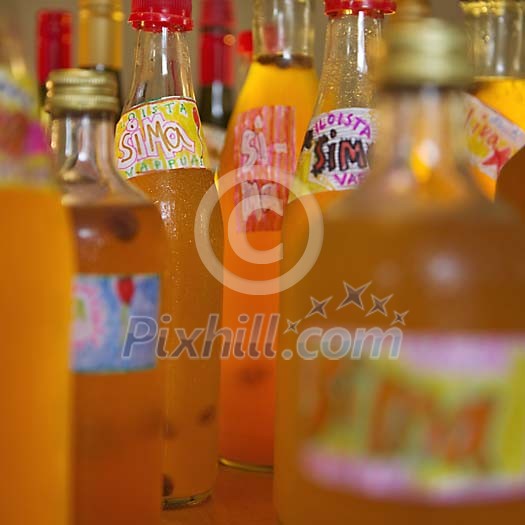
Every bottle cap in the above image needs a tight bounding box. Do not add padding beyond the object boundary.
[37,10,72,85]
[46,69,120,114]
[379,17,473,88]
[325,0,397,15]
[130,0,193,31]
[199,0,234,30]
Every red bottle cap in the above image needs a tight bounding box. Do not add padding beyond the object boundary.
[130,0,193,31]
[199,0,235,30]
[237,30,253,59]
[325,0,397,15]
[37,10,72,86]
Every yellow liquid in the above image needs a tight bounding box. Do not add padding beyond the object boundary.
[70,203,164,525]
[0,186,74,525]
[277,193,525,525]
[469,78,525,199]
[218,56,318,468]
[131,169,224,505]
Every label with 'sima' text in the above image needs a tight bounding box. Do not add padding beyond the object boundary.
[291,108,375,200]
[301,333,525,503]
[234,105,296,232]
[73,274,160,373]
[115,96,210,179]
[464,94,525,183]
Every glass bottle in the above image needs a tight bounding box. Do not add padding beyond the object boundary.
[0,13,73,525]
[115,0,224,508]
[36,10,71,111]
[461,0,525,201]
[78,0,124,108]
[198,0,236,171]
[280,16,525,525]
[47,68,164,525]
[275,0,394,518]
[217,0,318,472]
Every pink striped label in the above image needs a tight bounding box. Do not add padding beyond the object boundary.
[234,105,296,232]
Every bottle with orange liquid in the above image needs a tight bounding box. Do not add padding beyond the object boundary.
[47,69,164,525]
[275,0,394,519]
[217,0,318,471]
[461,0,525,201]
[279,17,525,525]
[0,13,73,525]
[115,0,223,508]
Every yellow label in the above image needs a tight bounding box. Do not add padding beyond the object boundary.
[301,333,525,503]
[115,96,210,178]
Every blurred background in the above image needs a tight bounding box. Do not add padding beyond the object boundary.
[8,0,463,93]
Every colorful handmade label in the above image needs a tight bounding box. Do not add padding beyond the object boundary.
[73,274,160,373]
[301,333,525,503]
[234,105,296,232]
[464,94,525,182]
[0,68,52,186]
[291,108,375,200]
[115,96,210,178]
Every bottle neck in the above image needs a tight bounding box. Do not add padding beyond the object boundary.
[366,87,481,207]
[125,28,195,112]
[253,0,314,67]
[462,0,525,78]
[198,23,235,127]
[315,11,384,114]
[78,2,123,72]
[51,111,127,197]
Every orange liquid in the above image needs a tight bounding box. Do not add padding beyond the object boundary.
[0,186,73,525]
[131,169,224,504]
[469,78,525,199]
[70,203,164,525]
[218,56,318,468]
[277,193,525,525]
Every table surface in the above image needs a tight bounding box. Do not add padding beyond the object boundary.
[162,467,277,525]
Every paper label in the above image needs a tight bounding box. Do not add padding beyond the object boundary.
[73,274,160,373]
[115,96,210,179]
[465,94,525,182]
[301,333,525,503]
[291,108,375,200]
[0,68,52,186]
[233,105,296,232]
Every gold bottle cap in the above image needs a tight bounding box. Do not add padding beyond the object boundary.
[394,0,432,19]
[379,17,473,88]
[46,68,119,113]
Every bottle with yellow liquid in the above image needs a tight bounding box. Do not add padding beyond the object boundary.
[47,69,164,525]
[78,0,124,108]
[0,14,74,525]
[275,0,394,519]
[461,0,525,200]
[217,0,318,471]
[116,0,224,508]
[279,17,525,525]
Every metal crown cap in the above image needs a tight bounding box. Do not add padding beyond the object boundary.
[325,0,397,15]
[130,0,193,31]
[46,68,120,113]
[379,17,473,88]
